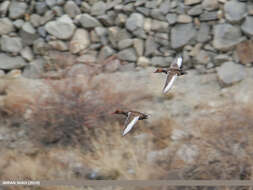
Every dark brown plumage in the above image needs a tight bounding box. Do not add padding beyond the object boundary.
[154,56,187,93]
[112,109,150,136]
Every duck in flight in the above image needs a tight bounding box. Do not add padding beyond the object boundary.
[112,110,150,136]
[154,56,187,94]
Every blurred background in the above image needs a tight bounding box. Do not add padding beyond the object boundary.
[0,0,253,190]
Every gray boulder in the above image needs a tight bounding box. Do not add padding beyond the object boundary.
[108,27,131,48]
[45,0,57,7]
[216,62,246,86]
[64,1,81,18]
[224,0,247,23]
[213,24,244,51]
[48,40,68,51]
[126,13,144,32]
[0,1,10,17]
[35,2,47,15]
[202,0,218,11]
[98,46,115,61]
[197,23,210,43]
[40,10,56,25]
[78,14,102,29]
[188,5,203,16]
[241,16,253,36]
[199,11,218,21]
[0,54,27,70]
[151,20,169,32]
[159,0,171,14]
[45,15,76,40]
[118,39,133,50]
[13,19,24,29]
[184,0,202,6]
[20,46,34,62]
[69,29,90,54]
[133,38,144,56]
[166,14,177,25]
[91,2,107,16]
[1,35,23,53]
[20,22,39,46]
[30,14,41,27]
[171,23,196,49]
[117,48,137,62]
[214,54,231,65]
[145,37,159,56]
[0,18,14,35]
[9,1,27,19]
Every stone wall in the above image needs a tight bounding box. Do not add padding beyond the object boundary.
[0,0,252,77]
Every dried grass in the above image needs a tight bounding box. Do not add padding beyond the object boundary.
[181,104,253,180]
[82,123,167,180]
[2,103,253,190]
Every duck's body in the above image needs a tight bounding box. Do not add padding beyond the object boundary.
[154,56,186,94]
[112,110,149,136]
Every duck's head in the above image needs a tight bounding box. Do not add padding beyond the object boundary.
[144,113,151,119]
[112,109,124,114]
[154,68,165,73]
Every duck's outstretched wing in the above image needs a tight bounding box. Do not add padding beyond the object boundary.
[124,112,131,126]
[122,115,140,136]
[176,56,183,68]
[163,73,177,94]
[170,56,183,69]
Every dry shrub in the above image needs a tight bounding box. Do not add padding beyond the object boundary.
[181,104,253,180]
[27,75,136,148]
[27,53,151,148]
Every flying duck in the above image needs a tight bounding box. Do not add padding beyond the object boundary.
[112,110,150,136]
[154,56,187,94]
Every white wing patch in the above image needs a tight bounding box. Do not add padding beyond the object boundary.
[163,75,177,94]
[177,57,183,68]
[122,116,140,136]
